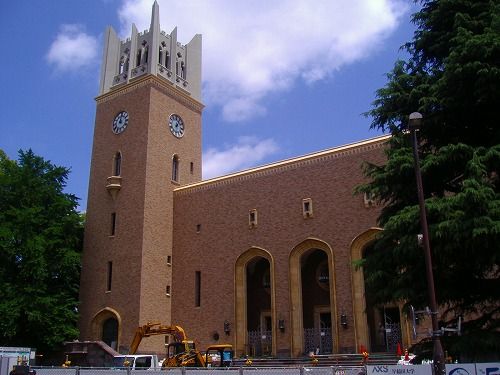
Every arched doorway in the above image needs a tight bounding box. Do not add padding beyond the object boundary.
[351,228,405,352]
[91,307,122,351]
[290,239,337,357]
[235,248,276,357]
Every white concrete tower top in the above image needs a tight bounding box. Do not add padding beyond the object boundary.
[98,1,202,102]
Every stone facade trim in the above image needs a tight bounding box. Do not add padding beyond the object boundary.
[175,135,390,195]
[95,74,204,114]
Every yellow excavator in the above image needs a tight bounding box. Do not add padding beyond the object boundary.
[126,322,233,368]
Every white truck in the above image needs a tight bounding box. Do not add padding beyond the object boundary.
[112,355,160,370]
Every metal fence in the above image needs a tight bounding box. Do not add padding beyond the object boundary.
[29,366,366,375]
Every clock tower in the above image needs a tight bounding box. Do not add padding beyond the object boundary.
[79,1,202,353]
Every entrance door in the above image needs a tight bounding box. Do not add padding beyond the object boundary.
[301,250,333,355]
[382,307,402,352]
[260,311,272,356]
[316,308,333,354]
[102,317,118,350]
[246,257,272,357]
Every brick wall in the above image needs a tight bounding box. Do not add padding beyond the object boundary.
[171,138,387,356]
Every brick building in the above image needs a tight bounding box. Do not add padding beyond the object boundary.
[79,2,415,358]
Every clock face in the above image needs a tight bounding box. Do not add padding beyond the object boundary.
[169,114,185,138]
[112,111,129,134]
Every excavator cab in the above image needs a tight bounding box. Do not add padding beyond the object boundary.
[163,340,197,367]
[166,340,195,358]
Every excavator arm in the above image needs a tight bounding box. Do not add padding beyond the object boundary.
[129,322,188,354]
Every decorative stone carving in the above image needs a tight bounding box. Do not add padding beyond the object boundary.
[106,176,122,200]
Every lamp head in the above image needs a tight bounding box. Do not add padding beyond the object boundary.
[408,112,423,131]
[278,319,285,332]
[224,320,230,335]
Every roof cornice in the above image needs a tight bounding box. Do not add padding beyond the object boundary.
[175,135,390,196]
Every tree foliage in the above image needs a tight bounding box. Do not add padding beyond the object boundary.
[359,0,500,359]
[0,149,83,354]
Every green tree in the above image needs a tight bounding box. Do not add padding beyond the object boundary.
[358,0,500,359]
[0,149,83,355]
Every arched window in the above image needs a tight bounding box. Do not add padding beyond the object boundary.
[114,152,121,176]
[136,49,142,66]
[119,57,125,74]
[175,53,182,76]
[172,155,179,182]
[180,61,186,79]
[165,51,170,69]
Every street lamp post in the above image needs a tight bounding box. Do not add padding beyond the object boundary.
[408,112,445,375]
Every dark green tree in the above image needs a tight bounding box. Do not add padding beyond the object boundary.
[358,0,500,360]
[0,149,83,355]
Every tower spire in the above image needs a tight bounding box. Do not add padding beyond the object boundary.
[151,0,160,30]
[149,0,160,75]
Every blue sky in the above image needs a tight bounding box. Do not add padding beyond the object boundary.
[0,0,417,210]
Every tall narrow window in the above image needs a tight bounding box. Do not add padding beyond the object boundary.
[302,198,313,218]
[249,209,258,228]
[166,285,171,296]
[158,47,163,65]
[143,46,149,63]
[114,152,121,176]
[165,51,170,69]
[107,261,113,291]
[195,271,201,307]
[172,155,179,182]
[111,212,116,236]
[190,162,194,174]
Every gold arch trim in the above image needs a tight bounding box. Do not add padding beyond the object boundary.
[234,247,276,357]
[289,238,337,357]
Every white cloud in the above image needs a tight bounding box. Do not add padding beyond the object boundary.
[118,0,408,122]
[46,24,98,72]
[203,137,280,179]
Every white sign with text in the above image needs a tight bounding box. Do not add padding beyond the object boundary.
[367,365,432,375]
